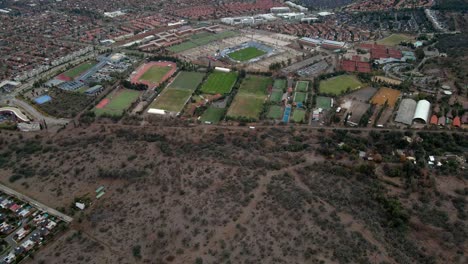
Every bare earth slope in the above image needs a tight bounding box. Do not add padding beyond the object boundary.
[0,124,465,264]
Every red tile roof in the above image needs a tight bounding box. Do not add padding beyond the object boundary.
[453,116,461,127]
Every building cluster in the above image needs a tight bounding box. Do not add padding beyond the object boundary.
[0,192,64,264]
[258,21,372,43]
[347,0,434,12]
[172,0,280,20]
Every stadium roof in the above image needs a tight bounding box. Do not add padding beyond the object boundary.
[395,98,416,125]
[413,100,431,124]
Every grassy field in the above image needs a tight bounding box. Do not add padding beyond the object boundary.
[228,47,266,61]
[148,71,204,114]
[63,61,96,78]
[167,42,199,53]
[319,75,362,95]
[316,96,332,110]
[200,71,238,94]
[267,105,283,119]
[139,65,173,83]
[200,107,225,124]
[227,75,271,120]
[377,34,414,46]
[295,81,309,92]
[95,89,140,116]
[292,109,306,123]
[294,92,307,103]
[150,89,193,113]
[168,71,205,91]
[168,30,239,53]
[273,79,287,90]
[270,90,283,102]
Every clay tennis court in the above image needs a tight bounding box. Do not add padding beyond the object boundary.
[130,61,177,90]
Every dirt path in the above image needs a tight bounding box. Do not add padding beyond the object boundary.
[179,153,324,262]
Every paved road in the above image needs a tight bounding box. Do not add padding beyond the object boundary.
[0,183,73,223]
[8,98,69,126]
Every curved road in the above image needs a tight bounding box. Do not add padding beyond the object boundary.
[9,98,70,126]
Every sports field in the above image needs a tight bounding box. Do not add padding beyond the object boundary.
[316,96,333,110]
[228,47,266,62]
[377,34,414,46]
[63,61,96,79]
[150,89,193,113]
[294,92,307,103]
[227,75,271,120]
[132,62,177,89]
[167,71,205,90]
[370,87,401,107]
[200,71,238,94]
[139,65,173,83]
[148,71,204,114]
[292,109,306,123]
[200,107,225,124]
[94,89,140,116]
[267,105,283,119]
[168,30,239,53]
[319,75,362,95]
[295,81,309,92]
[270,90,283,102]
[273,79,287,90]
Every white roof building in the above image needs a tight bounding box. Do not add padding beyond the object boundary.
[413,100,431,124]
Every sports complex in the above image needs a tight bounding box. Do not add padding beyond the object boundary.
[130,61,177,90]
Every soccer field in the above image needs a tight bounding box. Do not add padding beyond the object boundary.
[292,109,306,123]
[227,75,271,120]
[168,71,205,91]
[139,65,173,83]
[316,96,332,110]
[273,79,287,90]
[377,34,414,46]
[200,71,238,94]
[294,92,307,103]
[148,71,204,114]
[319,75,362,95]
[228,47,266,61]
[200,107,225,124]
[94,89,140,116]
[64,61,96,78]
[150,89,193,113]
[295,81,309,92]
[270,90,283,102]
[267,105,283,119]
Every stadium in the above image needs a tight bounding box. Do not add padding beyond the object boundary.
[218,41,276,63]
